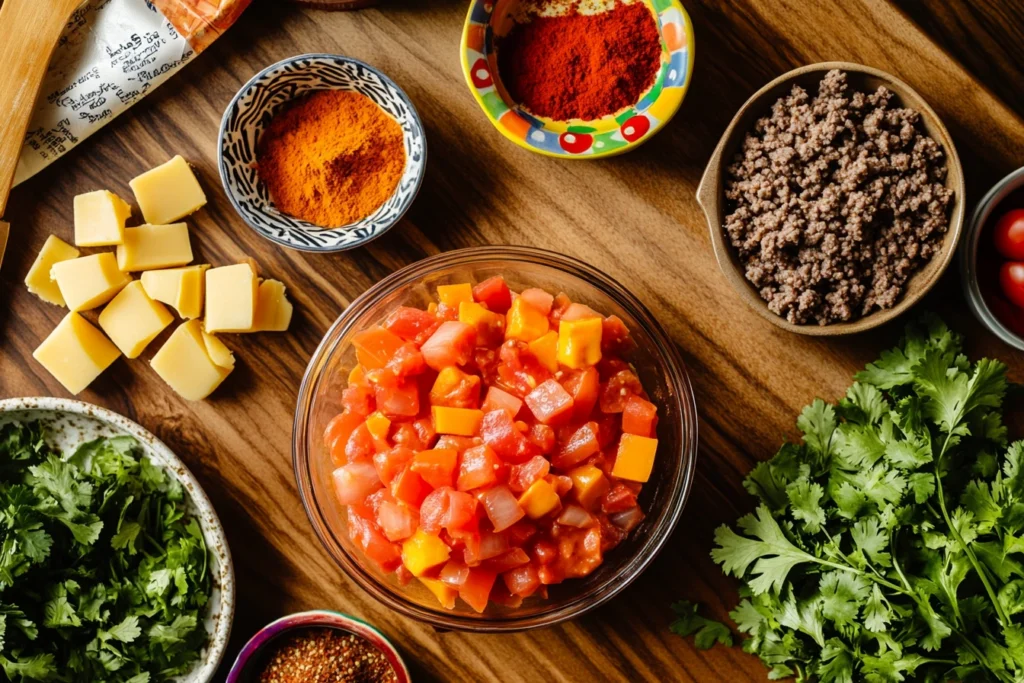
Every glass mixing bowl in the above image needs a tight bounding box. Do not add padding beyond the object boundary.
[293,246,698,631]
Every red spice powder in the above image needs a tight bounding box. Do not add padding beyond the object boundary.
[497,1,663,121]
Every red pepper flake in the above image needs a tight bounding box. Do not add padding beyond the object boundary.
[257,627,398,683]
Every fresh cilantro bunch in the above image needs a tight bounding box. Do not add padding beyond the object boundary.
[0,421,212,682]
[710,316,1024,682]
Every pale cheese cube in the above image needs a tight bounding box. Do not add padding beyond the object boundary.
[248,279,293,332]
[51,252,131,312]
[151,320,231,400]
[201,330,235,369]
[205,263,257,333]
[98,281,174,358]
[25,235,79,306]
[74,190,132,246]
[141,264,209,318]
[33,312,120,394]
[129,156,207,225]
[116,223,192,271]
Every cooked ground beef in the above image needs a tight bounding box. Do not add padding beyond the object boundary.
[723,69,954,325]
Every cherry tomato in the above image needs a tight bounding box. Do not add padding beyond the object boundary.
[999,262,1024,308]
[994,209,1024,260]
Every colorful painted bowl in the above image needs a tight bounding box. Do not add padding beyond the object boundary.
[218,54,427,252]
[225,610,410,683]
[460,0,694,159]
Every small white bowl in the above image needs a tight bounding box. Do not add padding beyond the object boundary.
[0,397,235,683]
[960,166,1024,350]
[218,54,427,252]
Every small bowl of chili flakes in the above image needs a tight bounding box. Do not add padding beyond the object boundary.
[225,610,410,683]
[460,0,694,158]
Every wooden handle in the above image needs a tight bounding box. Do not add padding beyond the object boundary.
[0,0,82,217]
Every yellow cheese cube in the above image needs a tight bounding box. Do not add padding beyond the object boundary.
[201,330,235,369]
[33,313,120,395]
[611,434,658,483]
[73,190,131,246]
[204,263,258,333]
[418,577,457,609]
[116,223,192,272]
[431,406,484,436]
[401,529,451,577]
[518,479,561,519]
[437,283,473,307]
[141,264,209,318]
[129,156,207,225]
[150,320,232,400]
[527,330,559,372]
[51,252,131,312]
[556,317,603,369]
[569,465,610,511]
[248,279,293,332]
[24,235,79,306]
[97,281,173,358]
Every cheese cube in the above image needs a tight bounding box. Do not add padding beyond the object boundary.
[201,329,235,369]
[24,235,79,306]
[116,223,192,271]
[51,252,131,312]
[205,263,257,333]
[33,313,121,394]
[129,156,207,225]
[73,190,132,246]
[97,281,173,358]
[248,279,293,332]
[151,320,232,400]
[141,264,209,318]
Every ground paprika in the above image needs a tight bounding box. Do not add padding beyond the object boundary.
[497,1,663,121]
[257,90,405,228]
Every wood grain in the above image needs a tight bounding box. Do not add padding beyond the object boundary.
[1,0,1023,680]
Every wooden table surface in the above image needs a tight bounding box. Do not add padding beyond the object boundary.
[2,0,1023,680]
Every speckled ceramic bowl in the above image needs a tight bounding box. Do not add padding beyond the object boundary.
[0,398,235,683]
[218,54,427,252]
[225,610,410,683]
[460,0,694,158]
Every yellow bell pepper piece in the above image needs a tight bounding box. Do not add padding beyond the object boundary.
[458,301,505,344]
[611,434,658,483]
[518,479,561,519]
[432,406,484,436]
[569,464,610,511]
[556,317,602,369]
[365,411,391,441]
[348,365,366,385]
[527,330,559,372]
[437,283,473,307]
[505,297,549,343]
[430,367,480,406]
[419,577,457,609]
[401,529,451,577]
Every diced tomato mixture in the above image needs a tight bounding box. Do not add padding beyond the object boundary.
[324,278,658,613]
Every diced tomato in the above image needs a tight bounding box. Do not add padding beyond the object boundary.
[395,564,414,586]
[435,302,459,321]
[508,456,550,493]
[595,414,621,449]
[445,490,481,531]
[479,485,525,532]
[440,559,470,587]
[457,445,503,491]
[373,446,415,486]
[348,505,401,571]
[459,568,498,613]
[563,367,599,422]
[503,563,540,598]
[353,326,406,370]
[472,276,512,313]
[384,306,440,345]
[345,423,376,463]
[497,341,552,397]
[549,293,573,324]
[552,422,600,469]
[341,384,375,417]
[391,465,432,506]
[599,369,645,413]
[410,449,458,489]
[601,482,639,513]
[480,409,537,464]
[377,500,419,541]
[489,584,524,608]
[429,368,481,408]
[413,418,437,448]
[483,547,530,573]
[437,435,480,452]
[365,488,394,516]
[526,423,555,454]
[375,381,420,417]
[519,288,554,316]
[325,411,362,467]
[420,487,480,534]
[421,322,476,371]
[599,515,629,552]
[466,530,509,565]
[561,303,600,321]
[554,526,602,578]
[333,462,382,505]
[524,380,575,425]
[547,474,573,496]
[622,395,657,437]
[385,344,427,379]
[601,315,633,355]
[531,539,558,565]
[505,521,538,547]
[481,386,523,417]
[391,423,426,451]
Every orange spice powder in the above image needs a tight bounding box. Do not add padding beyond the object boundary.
[256,90,406,228]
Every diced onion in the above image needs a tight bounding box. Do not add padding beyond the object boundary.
[332,462,381,505]
[557,505,595,528]
[609,506,645,532]
[480,485,525,532]
[478,531,509,560]
[440,560,469,587]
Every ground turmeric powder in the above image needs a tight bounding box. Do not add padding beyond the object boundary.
[256,90,406,228]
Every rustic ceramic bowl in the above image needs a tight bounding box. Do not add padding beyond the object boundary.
[960,166,1024,350]
[460,0,694,158]
[0,397,235,683]
[225,610,410,683]
[218,54,427,252]
[697,61,966,335]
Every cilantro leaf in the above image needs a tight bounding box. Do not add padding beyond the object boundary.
[669,601,733,649]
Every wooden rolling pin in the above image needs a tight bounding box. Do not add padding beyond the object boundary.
[0,0,83,268]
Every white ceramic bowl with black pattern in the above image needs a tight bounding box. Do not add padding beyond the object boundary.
[218,54,427,252]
